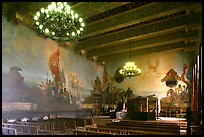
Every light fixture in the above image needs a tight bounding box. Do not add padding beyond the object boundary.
[33,2,85,42]
[119,41,141,78]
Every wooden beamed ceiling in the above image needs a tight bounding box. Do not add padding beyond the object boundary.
[2,2,202,65]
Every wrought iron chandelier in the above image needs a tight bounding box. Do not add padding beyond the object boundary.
[119,41,141,78]
[33,2,85,42]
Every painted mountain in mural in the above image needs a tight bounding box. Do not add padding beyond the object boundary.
[2,68,79,112]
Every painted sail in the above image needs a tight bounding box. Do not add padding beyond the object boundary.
[48,48,60,81]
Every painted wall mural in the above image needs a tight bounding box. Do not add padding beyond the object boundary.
[104,48,194,114]
[106,51,192,98]
[2,15,103,112]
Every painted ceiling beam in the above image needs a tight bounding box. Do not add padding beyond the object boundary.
[72,2,130,19]
[97,41,197,63]
[74,11,201,53]
[96,36,197,60]
[86,29,198,58]
[77,2,201,39]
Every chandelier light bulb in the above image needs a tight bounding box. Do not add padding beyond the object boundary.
[72,32,75,36]
[66,5,71,12]
[71,10,74,15]
[36,12,40,16]
[45,28,49,33]
[80,27,83,31]
[81,23,85,27]
[79,17,83,22]
[34,16,38,20]
[72,15,75,20]
[45,9,48,14]
[35,22,39,25]
[41,8,45,13]
[63,2,67,6]
[75,13,78,18]
[39,25,43,29]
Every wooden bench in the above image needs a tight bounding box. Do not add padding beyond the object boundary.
[106,120,180,135]
[2,123,38,135]
[3,118,93,135]
[67,128,114,135]
[2,127,17,135]
[98,124,179,135]
[16,121,72,135]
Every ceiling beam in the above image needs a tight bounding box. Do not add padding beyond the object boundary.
[97,41,197,63]
[86,30,198,58]
[72,2,130,19]
[86,23,201,53]
[91,36,197,61]
[77,2,200,39]
[74,12,201,53]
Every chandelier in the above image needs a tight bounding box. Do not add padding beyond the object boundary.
[119,41,141,78]
[33,2,85,42]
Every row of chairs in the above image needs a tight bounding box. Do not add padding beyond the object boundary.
[66,128,115,135]
[105,120,181,135]
[2,127,17,135]
[85,126,160,135]
[2,118,93,135]
[2,123,38,135]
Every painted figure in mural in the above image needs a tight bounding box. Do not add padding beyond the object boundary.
[142,57,161,80]
[126,87,133,100]
[166,89,176,103]
[93,76,102,93]
[175,84,184,105]
[176,84,183,94]
[161,68,181,87]
[182,85,188,102]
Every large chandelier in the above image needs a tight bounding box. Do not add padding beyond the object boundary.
[119,41,141,78]
[119,62,141,78]
[33,2,85,42]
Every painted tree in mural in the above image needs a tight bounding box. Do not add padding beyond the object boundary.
[93,76,102,93]
[10,66,22,72]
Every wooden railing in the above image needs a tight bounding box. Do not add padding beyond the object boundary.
[2,118,93,135]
